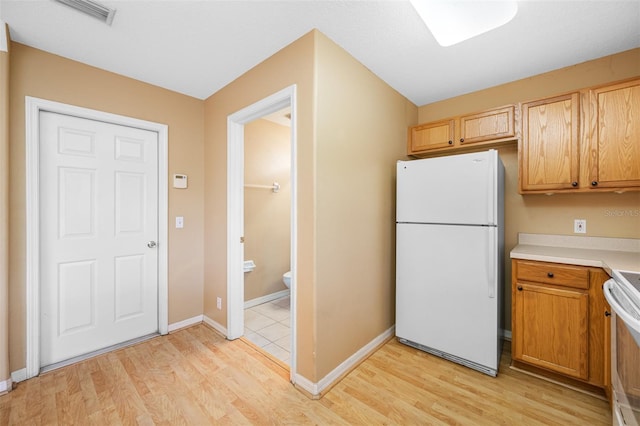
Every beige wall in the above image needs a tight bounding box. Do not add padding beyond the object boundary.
[244,118,291,301]
[8,43,205,372]
[203,30,418,383]
[418,48,640,332]
[314,33,416,378]
[203,31,317,379]
[1,23,10,386]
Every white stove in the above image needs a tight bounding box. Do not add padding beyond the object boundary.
[604,270,640,426]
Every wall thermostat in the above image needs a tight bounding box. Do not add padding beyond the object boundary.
[173,174,188,189]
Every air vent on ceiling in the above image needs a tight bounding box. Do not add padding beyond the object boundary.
[53,0,116,25]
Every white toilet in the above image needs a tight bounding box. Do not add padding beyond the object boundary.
[282,271,291,289]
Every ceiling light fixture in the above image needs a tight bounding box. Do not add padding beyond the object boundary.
[409,0,518,47]
[53,0,116,25]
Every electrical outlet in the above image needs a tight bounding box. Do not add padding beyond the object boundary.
[216,297,222,310]
[574,219,586,234]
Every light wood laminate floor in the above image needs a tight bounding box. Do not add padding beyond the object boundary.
[0,324,611,425]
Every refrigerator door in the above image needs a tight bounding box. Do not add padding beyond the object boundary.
[396,223,500,372]
[397,150,498,226]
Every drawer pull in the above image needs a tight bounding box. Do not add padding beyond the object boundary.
[605,311,611,317]
[517,285,523,291]
[547,272,554,278]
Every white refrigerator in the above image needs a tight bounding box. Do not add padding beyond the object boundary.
[395,149,504,376]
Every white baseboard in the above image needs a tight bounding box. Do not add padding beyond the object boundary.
[244,289,290,309]
[502,329,512,341]
[11,368,26,383]
[168,315,204,332]
[295,325,395,398]
[0,378,11,393]
[203,315,228,337]
[294,374,317,397]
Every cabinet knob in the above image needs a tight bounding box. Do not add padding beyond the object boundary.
[591,181,598,186]
[517,285,523,291]
[460,138,465,143]
[448,140,453,145]
[547,272,554,278]
[571,181,578,187]
[605,311,611,317]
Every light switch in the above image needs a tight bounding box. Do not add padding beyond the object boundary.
[176,216,184,229]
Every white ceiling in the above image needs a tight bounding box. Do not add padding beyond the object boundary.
[1,1,639,106]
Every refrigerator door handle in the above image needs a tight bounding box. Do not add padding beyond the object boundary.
[487,227,496,298]
[486,151,495,225]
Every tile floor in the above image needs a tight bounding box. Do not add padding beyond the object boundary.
[244,295,290,364]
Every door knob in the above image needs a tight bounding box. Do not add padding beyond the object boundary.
[147,241,157,248]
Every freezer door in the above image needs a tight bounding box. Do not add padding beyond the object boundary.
[397,150,499,225]
[396,223,500,371]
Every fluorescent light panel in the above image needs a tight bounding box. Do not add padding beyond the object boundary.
[53,0,116,25]
[410,0,518,47]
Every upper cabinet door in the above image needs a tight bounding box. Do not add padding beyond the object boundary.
[408,119,455,154]
[519,93,580,193]
[588,79,640,189]
[459,106,515,145]
[408,105,517,157]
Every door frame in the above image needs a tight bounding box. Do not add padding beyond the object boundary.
[25,96,169,379]
[227,85,297,382]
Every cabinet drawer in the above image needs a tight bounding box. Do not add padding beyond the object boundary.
[516,260,589,289]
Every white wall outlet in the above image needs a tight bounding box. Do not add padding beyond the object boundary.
[216,297,222,310]
[175,216,184,229]
[574,219,587,234]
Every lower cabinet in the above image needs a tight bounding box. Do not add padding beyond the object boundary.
[514,281,589,379]
[512,260,609,389]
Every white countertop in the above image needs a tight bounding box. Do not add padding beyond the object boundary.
[510,233,640,276]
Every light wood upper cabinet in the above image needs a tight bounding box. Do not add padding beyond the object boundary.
[460,106,515,145]
[408,105,515,156]
[520,93,580,192]
[408,120,455,154]
[512,260,610,389]
[518,78,640,194]
[588,79,640,189]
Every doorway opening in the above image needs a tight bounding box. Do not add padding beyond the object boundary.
[226,86,297,382]
[243,107,292,366]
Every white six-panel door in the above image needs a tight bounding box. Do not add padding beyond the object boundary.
[39,111,159,367]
